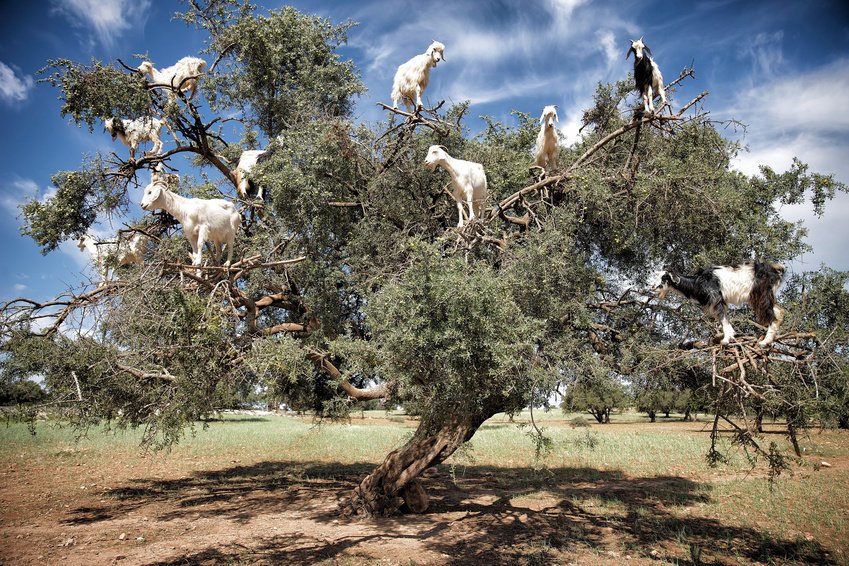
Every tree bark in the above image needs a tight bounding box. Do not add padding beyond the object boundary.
[339,412,492,517]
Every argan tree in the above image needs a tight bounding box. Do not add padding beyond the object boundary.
[2,1,847,517]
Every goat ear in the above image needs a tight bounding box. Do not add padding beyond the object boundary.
[626,47,633,60]
[670,272,681,285]
[437,145,448,152]
[643,45,652,57]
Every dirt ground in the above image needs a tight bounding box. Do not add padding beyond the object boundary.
[1,422,846,566]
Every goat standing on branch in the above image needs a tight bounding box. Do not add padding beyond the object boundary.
[77,232,147,282]
[424,145,488,228]
[655,261,786,347]
[534,105,560,171]
[104,117,163,159]
[138,57,207,100]
[627,37,667,115]
[391,41,445,112]
[139,181,240,268]
[234,149,270,201]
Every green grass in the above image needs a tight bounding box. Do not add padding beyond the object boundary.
[0,413,415,463]
[2,410,846,563]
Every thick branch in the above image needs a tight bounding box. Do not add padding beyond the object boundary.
[308,352,387,401]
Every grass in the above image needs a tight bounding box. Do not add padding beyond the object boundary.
[2,410,847,564]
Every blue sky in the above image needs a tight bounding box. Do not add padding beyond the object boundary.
[1,0,848,305]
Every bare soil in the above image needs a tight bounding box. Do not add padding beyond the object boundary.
[1,421,846,565]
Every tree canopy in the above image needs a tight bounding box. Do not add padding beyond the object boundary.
[2,1,848,517]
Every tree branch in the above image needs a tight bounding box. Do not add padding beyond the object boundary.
[308,351,387,401]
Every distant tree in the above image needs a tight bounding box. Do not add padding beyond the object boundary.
[0,379,46,406]
[1,0,846,517]
[561,377,630,424]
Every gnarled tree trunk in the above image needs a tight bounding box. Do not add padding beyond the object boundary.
[340,412,494,517]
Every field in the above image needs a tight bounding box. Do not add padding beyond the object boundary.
[1,411,847,565]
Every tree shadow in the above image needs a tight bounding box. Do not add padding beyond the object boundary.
[62,460,836,565]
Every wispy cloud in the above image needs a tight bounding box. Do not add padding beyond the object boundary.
[1,178,41,218]
[729,59,849,178]
[50,0,151,49]
[739,31,785,79]
[346,0,633,129]
[725,56,849,271]
[0,61,34,104]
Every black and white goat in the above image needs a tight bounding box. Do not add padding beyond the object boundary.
[626,37,667,115]
[655,261,785,347]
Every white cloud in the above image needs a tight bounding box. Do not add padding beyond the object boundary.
[726,58,849,272]
[50,0,151,49]
[739,31,785,78]
[733,59,849,134]
[348,0,629,113]
[0,61,34,104]
[1,178,40,218]
[14,283,27,292]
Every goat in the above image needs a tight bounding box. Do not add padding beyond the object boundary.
[655,261,786,347]
[139,181,240,268]
[533,105,560,171]
[626,37,667,114]
[424,145,488,228]
[391,41,445,112]
[234,149,270,200]
[138,57,207,100]
[104,117,163,159]
[77,232,147,281]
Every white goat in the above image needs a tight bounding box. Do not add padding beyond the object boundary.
[627,37,666,114]
[391,41,445,112]
[234,149,268,200]
[424,145,488,228]
[534,105,560,170]
[655,261,786,347]
[138,57,207,100]
[77,232,147,281]
[104,117,163,159]
[139,181,240,267]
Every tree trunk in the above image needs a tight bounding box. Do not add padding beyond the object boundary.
[754,405,764,433]
[590,409,605,424]
[339,413,492,517]
[648,410,656,423]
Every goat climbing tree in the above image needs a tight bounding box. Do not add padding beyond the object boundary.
[2,0,848,517]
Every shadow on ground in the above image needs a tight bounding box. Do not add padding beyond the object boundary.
[63,460,834,565]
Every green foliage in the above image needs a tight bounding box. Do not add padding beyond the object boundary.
[3,2,847,466]
[561,376,630,424]
[367,243,543,432]
[204,6,364,137]
[21,158,133,252]
[0,378,46,406]
[39,58,152,130]
[781,268,849,428]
